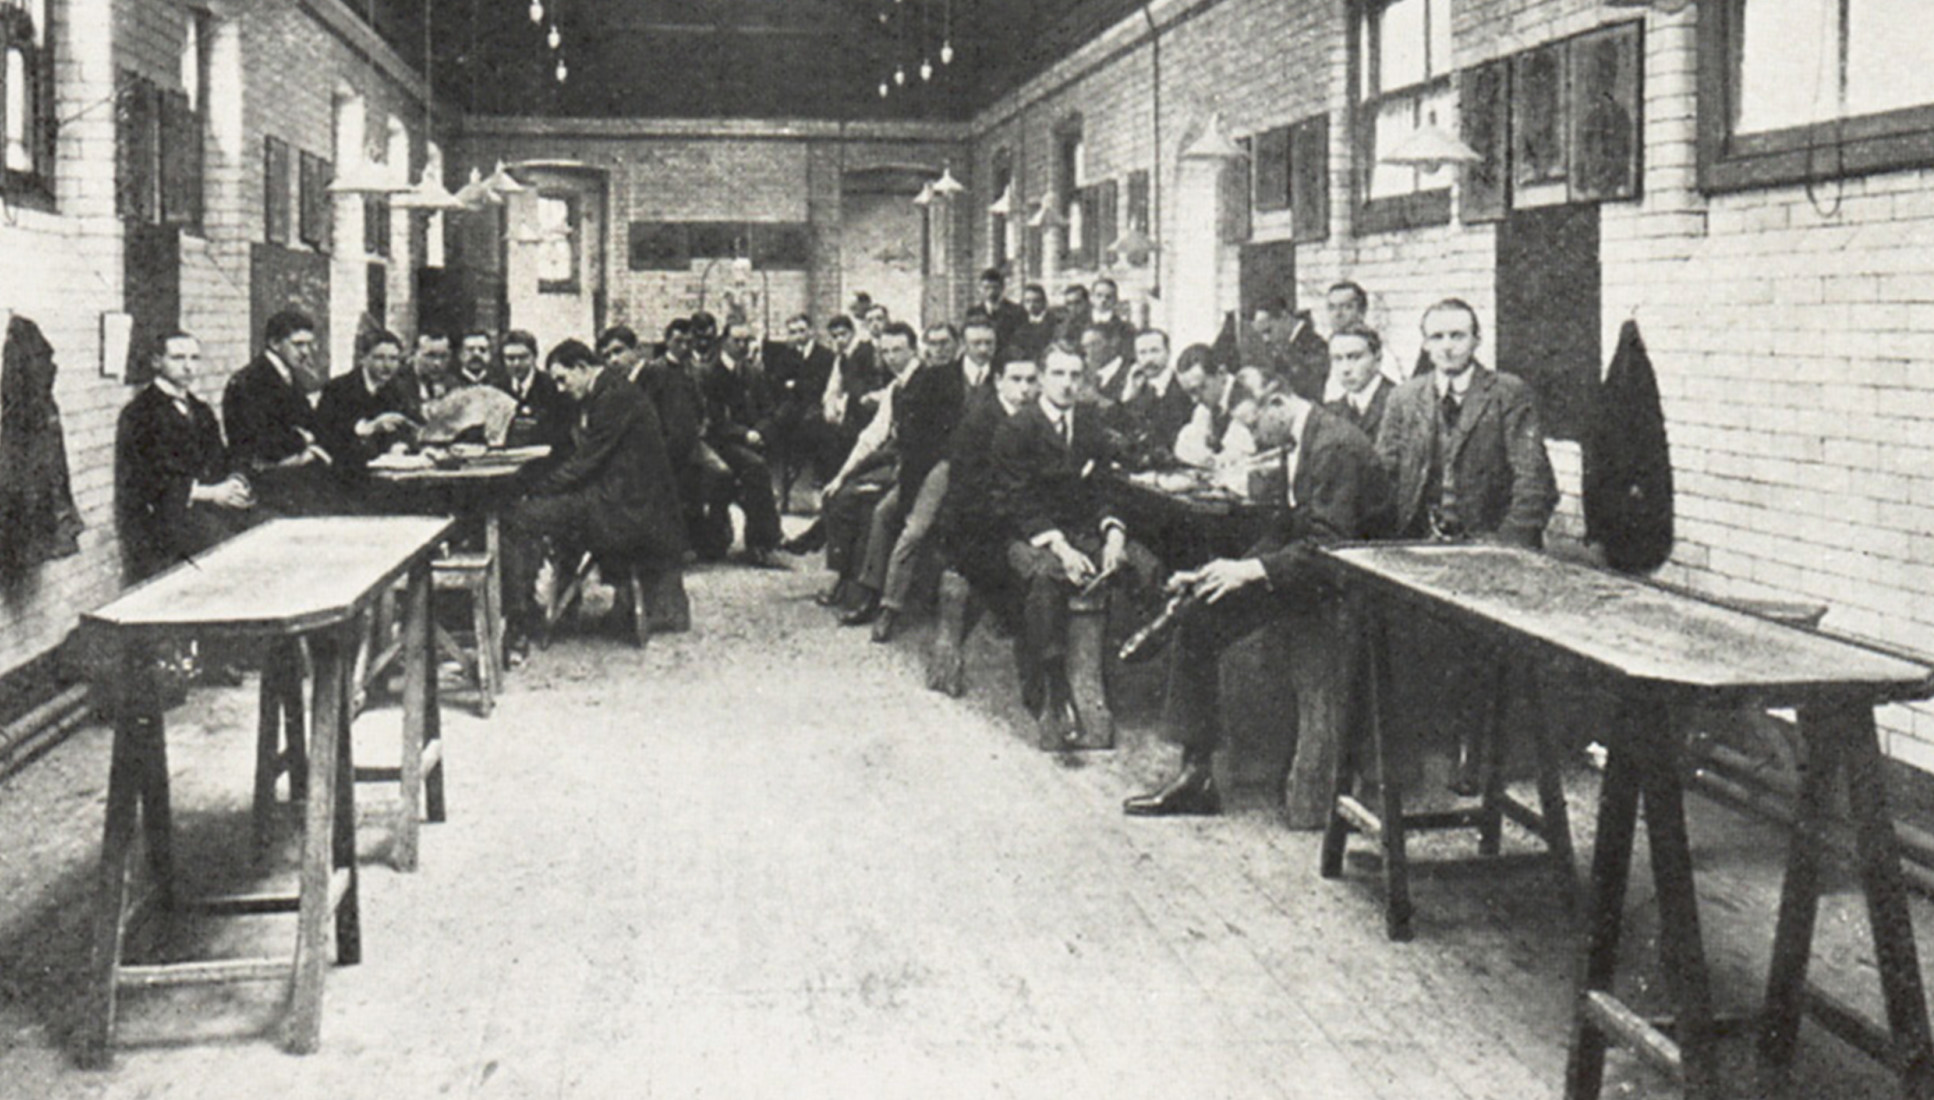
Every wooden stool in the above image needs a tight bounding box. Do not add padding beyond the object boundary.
[1320,597,1579,941]
[433,551,499,716]
[1062,588,1114,750]
[926,570,981,697]
[252,639,309,855]
[543,550,687,647]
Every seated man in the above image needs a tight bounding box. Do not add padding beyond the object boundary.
[496,328,575,455]
[1323,323,1391,441]
[761,312,840,493]
[1009,283,1060,367]
[620,320,716,557]
[316,328,417,476]
[814,322,921,610]
[502,340,686,650]
[387,329,457,420]
[116,330,256,581]
[701,321,783,565]
[939,355,1041,633]
[222,308,347,514]
[990,348,1163,736]
[1123,377,1393,822]
[1107,328,1195,466]
[454,326,506,389]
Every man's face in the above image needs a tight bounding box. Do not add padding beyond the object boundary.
[362,341,404,389]
[996,361,1040,409]
[600,340,638,372]
[786,318,813,348]
[666,331,694,361]
[1422,307,1480,376]
[415,338,452,383]
[1022,287,1048,316]
[879,335,917,377]
[1063,288,1088,313]
[155,336,201,390]
[272,329,317,373]
[963,326,997,364]
[502,342,537,381]
[1093,282,1118,312]
[1133,334,1168,375]
[1251,391,1301,450]
[923,330,957,367]
[1177,364,1220,407]
[865,308,890,338]
[828,324,855,351]
[460,335,492,375]
[1331,335,1380,394]
[723,327,755,363]
[550,362,598,401]
[1327,288,1366,333]
[1080,329,1114,369]
[980,277,1004,305]
[1041,355,1082,409]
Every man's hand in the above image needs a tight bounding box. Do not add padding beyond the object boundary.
[1119,365,1150,403]
[746,429,763,448]
[1099,527,1129,576]
[820,477,844,504]
[1191,557,1266,603]
[304,444,334,467]
[1050,536,1097,587]
[193,477,253,510]
[859,390,883,410]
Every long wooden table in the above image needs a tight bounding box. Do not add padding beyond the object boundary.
[76,516,452,1062]
[1317,543,1934,1099]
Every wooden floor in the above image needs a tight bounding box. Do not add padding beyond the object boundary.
[0,553,1923,1098]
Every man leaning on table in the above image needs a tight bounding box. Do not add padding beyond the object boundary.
[1123,373,1393,821]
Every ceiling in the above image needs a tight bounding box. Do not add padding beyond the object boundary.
[427,0,1149,121]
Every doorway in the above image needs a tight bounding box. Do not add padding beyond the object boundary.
[503,165,607,356]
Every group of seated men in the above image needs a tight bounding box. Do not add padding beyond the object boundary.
[779,272,1559,823]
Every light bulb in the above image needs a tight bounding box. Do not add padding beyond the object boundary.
[941,41,953,64]
[527,0,542,23]
[894,66,906,86]
[878,81,889,98]
[547,24,560,49]
[555,58,568,82]
[920,58,932,81]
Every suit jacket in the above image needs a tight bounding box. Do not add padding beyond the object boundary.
[1245,405,1393,599]
[316,371,413,470]
[989,400,1121,545]
[764,340,836,414]
[982,298,1029,362]
[1376,365,1558,548]
[634,356,706,466]
[1009,311,1060,365]
[115,384,234,577]
[702,356,774,448]
[1326,377,1391,444]
[223,353,321,468]
[943,391,1016,532]
[1109,374,1196,462]
[533,367,687,564]
[894,357,980,497]
[833,341,889,430]
[496,368,575,454]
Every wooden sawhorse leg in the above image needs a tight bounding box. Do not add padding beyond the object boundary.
[1759,703,1934,1098]
[253,639,307,855]
[287,623,361,1053]
[1565,697,1720,1099]
[1321,598,1413,939]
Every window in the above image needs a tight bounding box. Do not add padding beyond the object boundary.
[1055,119,1083,265]
[535,192,579,293]
[263,135,291,243]
[298,151,330,251]
[990,149,1013,271]
[1353,0,1455,233]
[0,0,50,200]
[1700,0,1934,191]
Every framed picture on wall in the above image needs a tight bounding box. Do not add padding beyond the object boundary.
[264,136,291,244]
[1461,59,1511,223]
[1511,43,1567,192]
[1567,21,1643,203]
[628,222,688,271]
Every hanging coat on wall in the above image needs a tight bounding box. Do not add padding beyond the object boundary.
[0,316,84,575]
[1581,318,1673,573]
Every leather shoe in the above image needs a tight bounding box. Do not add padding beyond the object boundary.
[870,608,899,643]
[840,592,882,626]
[1124,763,1222,816]
[815,579,850,608]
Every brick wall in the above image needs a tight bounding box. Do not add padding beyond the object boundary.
[0,0,446,683]
[964,0,1934,765]
[457,118,968,341]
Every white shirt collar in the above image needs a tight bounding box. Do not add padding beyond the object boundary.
[1433,366,1475,400]
[1040,395,1074,426]
[264,349,294,386]
[1149,365,1176,397]
[962,356,992,387]
[1349,376,1381,412]
[153,375,189,401]
[1096,356,1125,387]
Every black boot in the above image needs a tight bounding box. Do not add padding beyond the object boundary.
[1124,748,1221,816]
[869,607,899,643]
[840,588,882,626]
[815,578,851,608]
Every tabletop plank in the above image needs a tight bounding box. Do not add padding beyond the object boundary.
[1324,544,1934,701]
[84,516,454,635]
[369,447,550,485]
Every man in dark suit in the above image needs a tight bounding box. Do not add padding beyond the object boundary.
[941,356,1040,633]
[701,321,783,565]
[1123,380,1393,820]
[1059,284,1094,346]
[975,267,1028,362]
[497,328,574,454]
[116,330,257,581]
[223,308,347,514]
[762,312,841,489]
[1323,324,1392,443]
[991,348,1162,734]
[316,328,416,475]
[1009,283,1060,366]
[821,313,888,460]
[454,327,506,389]
[1089,278,1139,354]
[1108,329,1196,464]
[503,340,687,649]
[620,320,719,558]
[813,322,919,610]
[385,329,457,422]
[1377,298,1557,547]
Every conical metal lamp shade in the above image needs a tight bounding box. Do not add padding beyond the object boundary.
[392,169,464,210]
[484,160,528,195]
[1380,123,1482,170]
[987,184,1013,216]
[932,167,965,196]
[1181,113,1246,161]
[453,168,503,209]
[1027,200,1068,230]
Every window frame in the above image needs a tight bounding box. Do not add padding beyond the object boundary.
[1350,0,1455,236]
[990,147,1013,273]
[534,190,581,295]
[0,0,53,207]
[1699,0,1934,193]
[1053,114,1083,266]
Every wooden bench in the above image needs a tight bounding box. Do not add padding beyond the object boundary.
[543,550,690,648]
[926,568,1113,751]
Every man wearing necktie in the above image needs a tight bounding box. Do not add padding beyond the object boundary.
[1123,375,1392,821]
[1323,324,1392,442]
[990,348,1163,743]
[115,330,257,581]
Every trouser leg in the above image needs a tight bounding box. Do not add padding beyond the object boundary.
[857,485,903,594]
[716,440,781,552]
[1161,586,1282,753]
[882,465,949,612]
